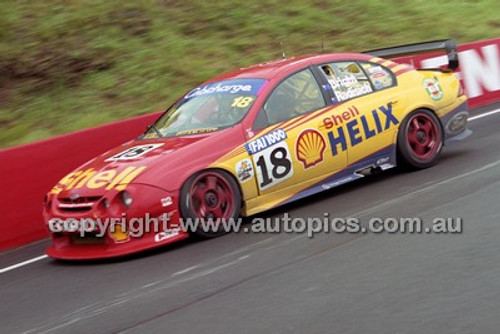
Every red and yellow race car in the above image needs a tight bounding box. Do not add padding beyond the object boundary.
[44,40,470,259]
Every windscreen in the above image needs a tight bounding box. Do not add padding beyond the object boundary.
[144,78,266,138]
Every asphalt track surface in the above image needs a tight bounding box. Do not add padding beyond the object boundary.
[2,103,500,334]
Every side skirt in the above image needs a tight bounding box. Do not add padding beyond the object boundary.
[243,145,396,216]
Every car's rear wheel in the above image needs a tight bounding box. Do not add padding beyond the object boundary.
[180,170,241,238]
[397,109,443,169]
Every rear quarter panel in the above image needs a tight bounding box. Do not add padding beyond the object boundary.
[389,69,466,124]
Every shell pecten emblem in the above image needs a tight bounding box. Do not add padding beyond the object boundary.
[295,129,327,169]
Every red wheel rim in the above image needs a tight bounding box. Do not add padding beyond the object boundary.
[188,172,234,221]
[406,113,441,160]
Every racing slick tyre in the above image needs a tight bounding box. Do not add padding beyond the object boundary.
[397,109,443,169]
[180,169,241,238]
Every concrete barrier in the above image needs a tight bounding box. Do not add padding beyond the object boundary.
[0,112,160,250]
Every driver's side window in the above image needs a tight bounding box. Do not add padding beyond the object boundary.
[262,69,325,126]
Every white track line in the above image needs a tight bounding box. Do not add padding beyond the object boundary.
[469,108,500,121]
[0,255,48,274]
[1,107,499,274]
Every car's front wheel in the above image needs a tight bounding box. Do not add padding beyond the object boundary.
[180,170,241,238]
[397,109,443,169]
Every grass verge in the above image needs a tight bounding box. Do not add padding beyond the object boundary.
[1,0,499,148]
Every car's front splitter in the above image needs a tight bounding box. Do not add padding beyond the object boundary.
[46,230,190,260]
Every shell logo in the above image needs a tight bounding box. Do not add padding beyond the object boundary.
[295,129,326,169]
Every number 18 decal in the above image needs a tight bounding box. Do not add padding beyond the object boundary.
[253,141,293,190]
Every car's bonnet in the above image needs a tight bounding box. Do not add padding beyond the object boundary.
[53,126,245,198]
[54,135,210,198]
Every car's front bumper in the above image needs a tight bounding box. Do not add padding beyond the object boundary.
[46,228,189,260]
[44,184,189,260]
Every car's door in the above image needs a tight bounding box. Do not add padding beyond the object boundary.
[316,61,401,166]
[248,68,348,196]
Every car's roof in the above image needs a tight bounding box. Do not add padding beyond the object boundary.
[208,53,375,82]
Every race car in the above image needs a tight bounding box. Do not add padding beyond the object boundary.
[44,39,470,259]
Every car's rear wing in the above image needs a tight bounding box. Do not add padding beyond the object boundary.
[363,39,459,72]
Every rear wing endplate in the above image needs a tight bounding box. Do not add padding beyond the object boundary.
[363,39,458,72]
